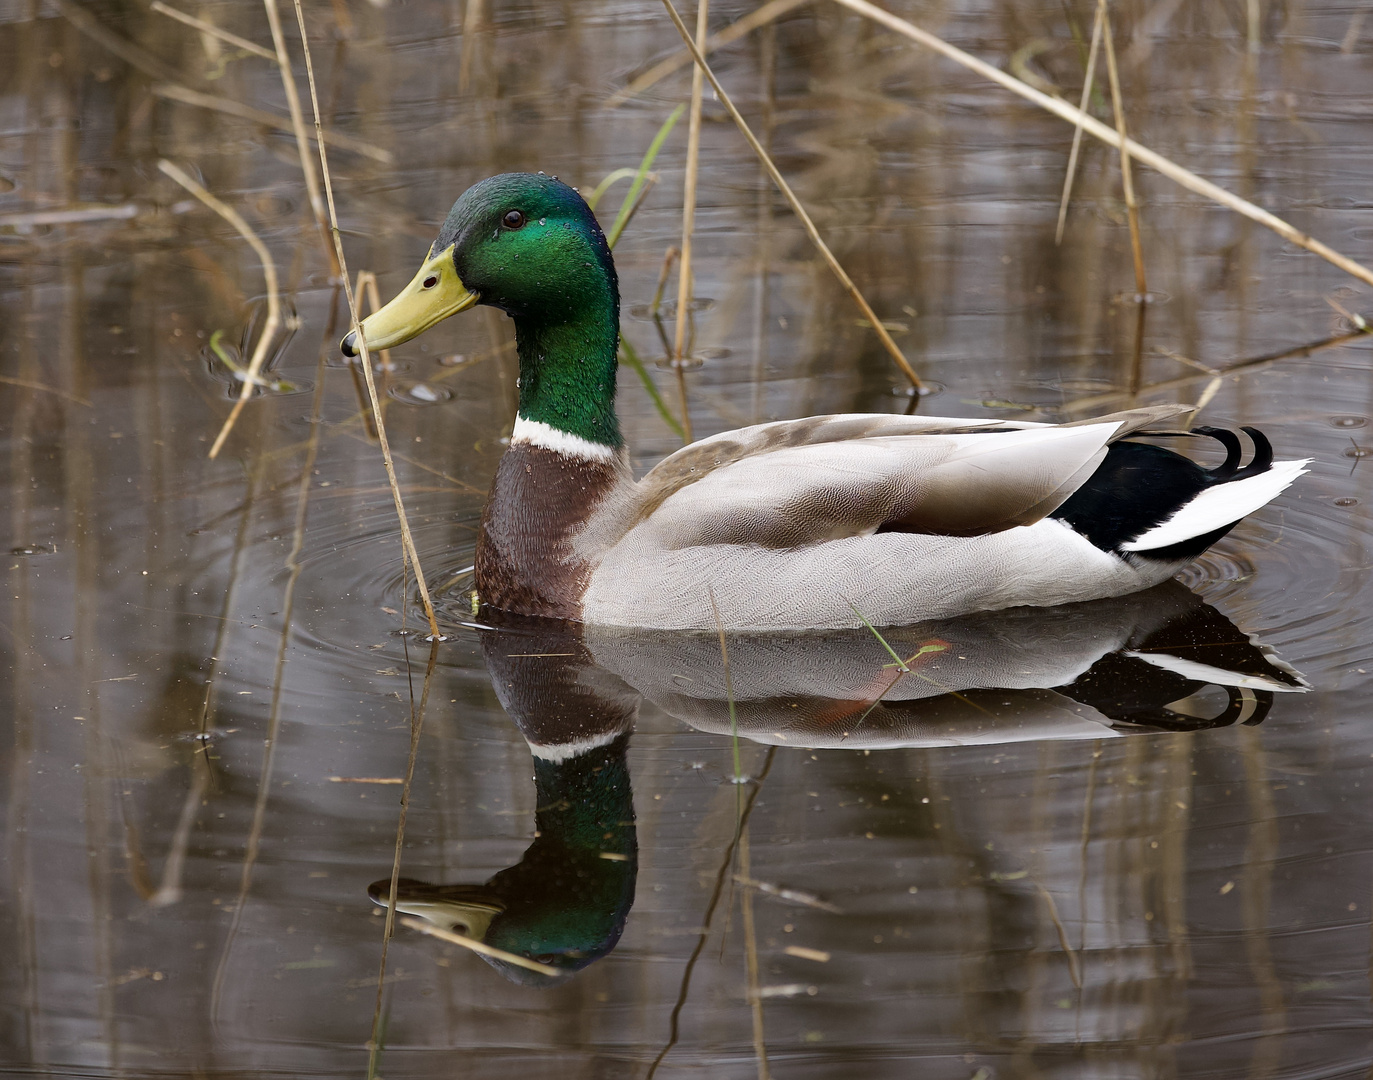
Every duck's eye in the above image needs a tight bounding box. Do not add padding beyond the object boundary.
[502,209,526,230]
[422,274,438,289]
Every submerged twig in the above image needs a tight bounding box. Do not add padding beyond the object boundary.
[157,161,280,460]
[660,0,925,392]
[831,0,1373,290]
[291,0,443,641]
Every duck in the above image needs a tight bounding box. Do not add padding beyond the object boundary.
[341,172,1309,631]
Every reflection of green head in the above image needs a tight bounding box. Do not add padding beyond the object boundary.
[370,733,636,985]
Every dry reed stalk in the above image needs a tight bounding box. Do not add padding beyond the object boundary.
[831,0,1373,290]
[152,84,393,163]
[609,0,812,106]
[158,160,281,459]
[261,0,336,269]
[291,0,443,641]
[210,349,325,1028]
[150,457,266,907]
[150,1,277,60]
[357,270,395,397]
[1099,0,1146,297]
[460,0,483,93]
[660,0,925,391]
[1035,882,1082,989]
[645,747,777,1080]
[398,917,559,976]
[671,0,710,443]
[1239,727,1285,1079]
[738,829,772,1080]
[50,0,180,82]
[1055,2,1102,245]
[368,638,440,1078]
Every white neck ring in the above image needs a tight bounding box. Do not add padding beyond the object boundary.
[511,416,619,462]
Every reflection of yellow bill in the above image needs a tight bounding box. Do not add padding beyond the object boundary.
[340,243,477,355]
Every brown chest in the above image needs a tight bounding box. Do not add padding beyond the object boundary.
[474,443,624,620]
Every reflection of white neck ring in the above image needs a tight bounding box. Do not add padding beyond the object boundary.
[527,726,624,763]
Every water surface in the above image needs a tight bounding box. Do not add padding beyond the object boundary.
[3,1,1373,1077]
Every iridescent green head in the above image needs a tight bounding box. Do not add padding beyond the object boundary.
[341,172,622,447]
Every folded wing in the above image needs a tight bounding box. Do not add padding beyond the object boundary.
[637,421,1125,550]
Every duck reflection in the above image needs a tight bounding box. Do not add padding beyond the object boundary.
[370,623,639,984]
[375,581,1304,981]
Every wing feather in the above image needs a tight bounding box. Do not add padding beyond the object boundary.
[642,422,1122,549]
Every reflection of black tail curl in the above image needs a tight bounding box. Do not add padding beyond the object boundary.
[1061,650,1274,731]
[1058,596,1301,732]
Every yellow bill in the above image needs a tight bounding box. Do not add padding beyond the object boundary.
[340,243,477,356]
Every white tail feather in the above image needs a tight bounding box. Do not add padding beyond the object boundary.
[1120,458,1310,552]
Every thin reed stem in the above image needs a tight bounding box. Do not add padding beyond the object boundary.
[261,0,330,247]
[398,917,558,976]
[609,0,812,106]
[738,828,771,1080]
[157,160,280,460]
[1055,2,1102,245]
[646,747,777,1079]
[367,637,440,1077]
[832,0,1373,290]
[290,0,443,640]
[460,0,483,94]
[1099,0,1146,297]
[150,1,276,60]
[607,104,685,249]
[671,0,709,443]
[210,342,324,1030]
[659,0,925,391]
[152,83,393,163]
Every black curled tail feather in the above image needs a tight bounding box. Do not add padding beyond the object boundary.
[1049,425,1277,558]
[1237,426,1273,478]
[1190,426,1243,482]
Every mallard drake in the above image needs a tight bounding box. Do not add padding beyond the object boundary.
[342,173,1308,631]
